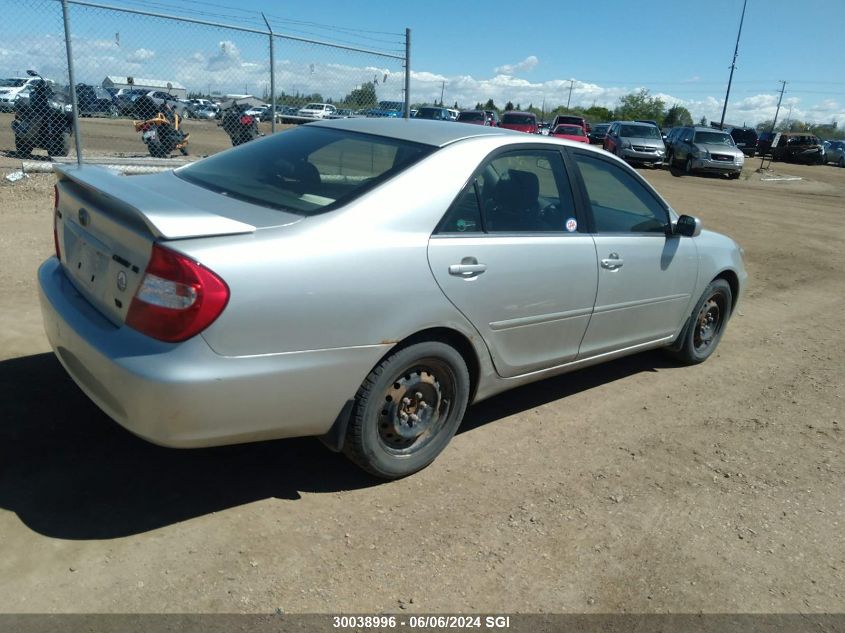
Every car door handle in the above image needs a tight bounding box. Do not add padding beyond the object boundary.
[449,258,487,276]
[600,253,624,270]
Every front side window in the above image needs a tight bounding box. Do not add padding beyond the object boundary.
[177,126,434,216]
[573,153,667,234]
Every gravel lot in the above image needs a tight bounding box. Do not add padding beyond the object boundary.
[0,117,843,615]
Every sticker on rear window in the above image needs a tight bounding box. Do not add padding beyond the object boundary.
[565,217,577,232]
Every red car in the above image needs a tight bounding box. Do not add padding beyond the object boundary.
[550,114,591,135]
[500,111,537,133]
[550,124,589,143]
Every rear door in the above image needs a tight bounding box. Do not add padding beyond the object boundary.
[428,147,598,377]
[569,150,698,357]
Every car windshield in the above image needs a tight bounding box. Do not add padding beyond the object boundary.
[458,112,485,121]
[554,125,583,135]
[502,114,535,125]
[0,78,27,88]
[693,131,735,145]
[620,125,660,139]
[177,126,434,216]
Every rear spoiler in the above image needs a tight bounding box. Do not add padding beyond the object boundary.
[55,164,256,240]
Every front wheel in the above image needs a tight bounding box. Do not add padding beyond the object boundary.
[14,135,33,157]
[839,156,845,168]
[48,131,70,157]
[685,156,694,175]
[667,279,732,365]
[343,341,470,479]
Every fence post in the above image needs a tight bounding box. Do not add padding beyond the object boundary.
[61,0,83,165]
[261,12,275,133]
[404,28,411,119]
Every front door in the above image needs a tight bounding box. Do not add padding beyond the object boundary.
[570,150,699,358]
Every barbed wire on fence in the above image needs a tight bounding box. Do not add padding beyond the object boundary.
[1,0,410,165]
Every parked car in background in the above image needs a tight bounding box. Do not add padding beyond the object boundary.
[143,90,188,117]
[724,126,758,157]
[75,84,118,117]
[365,100,405,117]
[446,108,459,121]
[456,110,490,125]
[112,88,148,115]
[415,106,452,121]
[663,127,685,153]
[551,114,590,134]
[0,76,52,111]
[484,110,500,127]
[822,140,845,167]
[603,121,666,167]
[190,105,218,120]
[297,103,337,119]
[550,124,589,143]
[667,126,744,178]
[500,111,538,133]
[635,120,664,140]
[588,123,610,144]
[756,131,777,156]
[771,133,825,164]
[537,122,551,135]
[39,117,746,479]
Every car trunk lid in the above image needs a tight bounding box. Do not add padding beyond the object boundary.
[53,165,300,327]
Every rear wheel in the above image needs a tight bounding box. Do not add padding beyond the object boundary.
[667,279,732,365]
[14,136,33,157]
[343,341,470,479]
[48,132,70,157]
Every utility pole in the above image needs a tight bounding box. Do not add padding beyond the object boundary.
[566,79,574,110]
[719,0,747,129]
[770,80,786,132]
[440,80,445,107]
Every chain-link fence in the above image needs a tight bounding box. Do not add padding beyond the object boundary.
[1,0,409,164]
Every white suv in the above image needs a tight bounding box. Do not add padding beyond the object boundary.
[0,77,53,111]
[296,103,337,119]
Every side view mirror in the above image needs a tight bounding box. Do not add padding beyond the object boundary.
[675,214,702,237]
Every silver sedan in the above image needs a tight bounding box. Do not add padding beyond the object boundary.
[38,118,747,478]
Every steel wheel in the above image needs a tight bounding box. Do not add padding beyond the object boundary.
[693,296,723,354]
[377,362,455,454]
[667,279,732,365]
[344,340,470,479]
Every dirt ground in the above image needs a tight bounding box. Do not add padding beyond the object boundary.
[0,117,843,615]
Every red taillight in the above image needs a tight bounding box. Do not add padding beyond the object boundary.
[239,115,254,125]
[53,184,61,260]
[125,244,229,342]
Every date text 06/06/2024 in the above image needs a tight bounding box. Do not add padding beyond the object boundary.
[332,615,511,629]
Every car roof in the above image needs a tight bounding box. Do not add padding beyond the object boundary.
[309,117,518,147]
[503,111,535,116]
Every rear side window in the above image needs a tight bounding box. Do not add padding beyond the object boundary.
[177,126,434,216]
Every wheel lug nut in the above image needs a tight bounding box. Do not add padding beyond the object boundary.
[409,414,420,423]
[399,412,408,421]
[418,402,427,409]
[415,392,423,399]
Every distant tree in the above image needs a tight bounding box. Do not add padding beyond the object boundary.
[453,101,459,109]
[343,82,377,109]
[663,105,693,128]
[504,101,515,111]
[483,98,497,111]
[698,115,708,126]
[516,103,521,111]
[756,119,774,132]
[583,105,614,123]
[475,102,483,110]
[614,89,666,123]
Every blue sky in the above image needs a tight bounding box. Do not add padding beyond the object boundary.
[4,0,845,125]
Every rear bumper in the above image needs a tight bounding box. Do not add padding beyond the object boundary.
[38,257,388,448]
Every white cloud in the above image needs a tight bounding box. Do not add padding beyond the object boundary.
[126,48,155,63]
[494,56,539,76]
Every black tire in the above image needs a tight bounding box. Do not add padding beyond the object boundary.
[48,132,70,157]
[343,341,470,479]
[14,136,33,157]
[839,156,844,168]
[146,138,167,158]
[666,150,674,167]
[667,279,732,365]
[684,156,694,175]
[729,171,740,180]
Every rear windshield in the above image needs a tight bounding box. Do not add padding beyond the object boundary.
[415,107,445,119]
[177,126,434,216]
[555,116,583,126]
[693,131,735,145]
[502,114,536,125]
[730,128,757,142]
[554,125,583,135]
[458,111,485,121]
[620,125,660,139]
